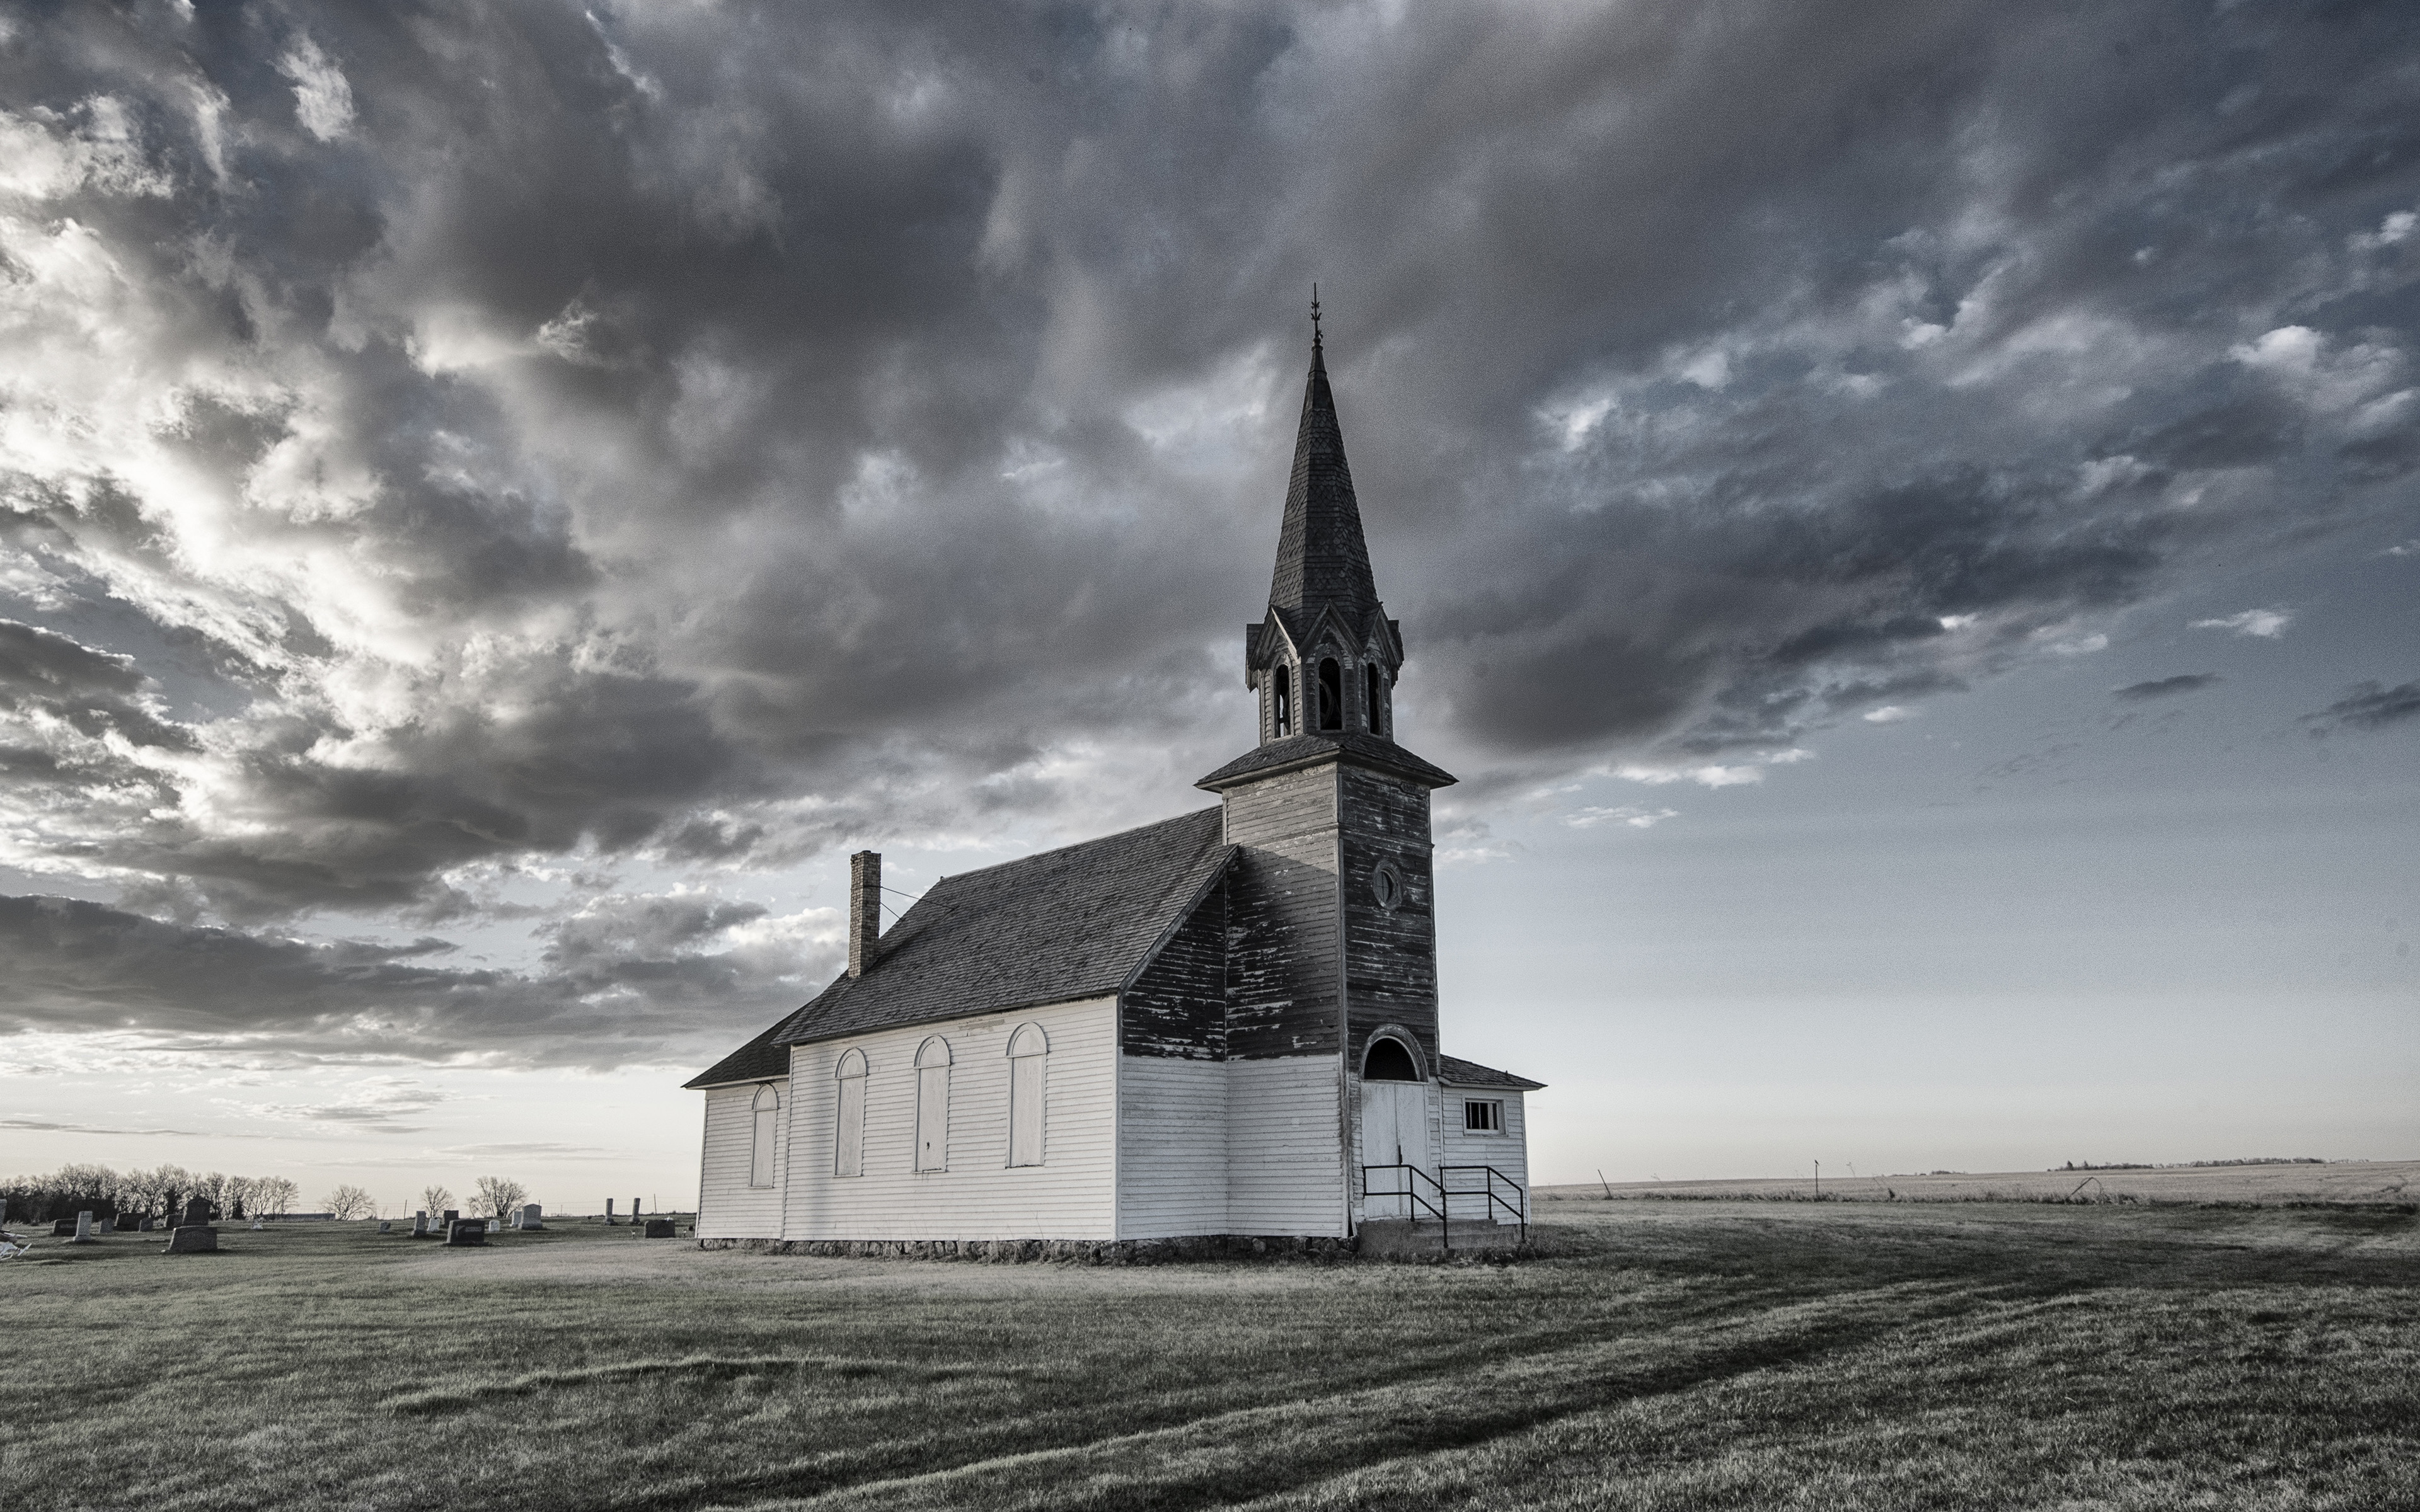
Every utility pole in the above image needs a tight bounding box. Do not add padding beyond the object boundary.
[1814,1159,1821,1199]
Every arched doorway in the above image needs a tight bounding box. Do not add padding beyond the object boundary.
[1359,1035,1426,1220]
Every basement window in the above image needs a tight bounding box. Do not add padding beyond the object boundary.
[1463,1099,1503,1133]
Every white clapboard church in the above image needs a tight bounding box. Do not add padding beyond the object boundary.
[688,321,1542,1247]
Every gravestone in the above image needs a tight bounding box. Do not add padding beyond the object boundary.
[643,1218,676,1239]
[52,1218,78,1236]
[442,1209,459,1226]
[108,1213,130,1232]
[518,1203,543,1230]
[377,1220,392,1234]
[67,1211,96,1244]
[485,1218,499,1234]
[445,1218,487,1247]
[605,1198,616,1225]
[410,1210,430,1238]
[0,1198,8,1227]
[166,1194,219,1254]
[139,1217,156,1232]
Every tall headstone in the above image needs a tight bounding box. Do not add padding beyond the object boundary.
[68,1210,96,1244]
[519,1203,543,1230]
[633,1196,642,1222]
[442,1209,459,1226]
[183,1197,211,1227]
[410,1210,430,1239]
[605,1198,616,1225]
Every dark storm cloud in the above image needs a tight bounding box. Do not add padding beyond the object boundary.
[2304,680,2420,733]
[1,0,2414,1061]
[2114,675,2220,702]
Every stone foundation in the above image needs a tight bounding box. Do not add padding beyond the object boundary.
[696,1233,1362,1264]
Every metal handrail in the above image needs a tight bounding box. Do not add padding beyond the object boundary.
[1359,1162,1452,1254]
[1439,1164,1528,1247]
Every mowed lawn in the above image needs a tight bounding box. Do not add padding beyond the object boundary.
[6,1201,2415,1510]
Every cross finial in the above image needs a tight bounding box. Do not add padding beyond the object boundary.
[1310,284,1322,346]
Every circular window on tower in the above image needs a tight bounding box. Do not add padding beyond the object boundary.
[1371,862,1403,910]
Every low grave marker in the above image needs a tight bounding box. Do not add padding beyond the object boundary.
[166,1196,217,1254]
[445,1218,487,1247]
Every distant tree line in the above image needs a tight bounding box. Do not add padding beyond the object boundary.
[0,1164,301,1225]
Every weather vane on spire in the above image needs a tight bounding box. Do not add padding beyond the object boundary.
[1311,284,1322,345]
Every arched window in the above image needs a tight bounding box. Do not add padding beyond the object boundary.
[914,1036,952,1172]
[1318,658,1342,730]
[1006,1023,1048,1167]
[1366,663,1383,734]
[749,1084,780,1188]
[834,1049,867,1178]
[1273,664,1292,738]
[1363,1036,1421,1081]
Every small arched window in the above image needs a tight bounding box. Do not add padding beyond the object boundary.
[1366,664,1383,734]
[1318,658,1342,730]
[749,1084,781,1188]
[914,1036,952,1172]
[1273,664,1292,738]
[834,1048,867,1178]
[1363,1036,1421,1082]
[1006,1023,1048,1167]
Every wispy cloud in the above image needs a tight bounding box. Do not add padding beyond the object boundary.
[2303,681,2420,733]
[2114,674,2220,701]
[1566,806,1680,830]
[2192,609,2292,639]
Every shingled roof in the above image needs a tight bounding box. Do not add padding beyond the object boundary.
[684,1016,792,1090]
[1437,1055,1547,1091]
[1269,336,1381,621]
[1196,730,1456,791]
[758,807,1232,1050]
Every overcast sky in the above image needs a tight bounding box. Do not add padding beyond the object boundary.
[2,1,2414,1206]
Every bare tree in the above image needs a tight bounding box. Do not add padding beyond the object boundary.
[325,1184,374,1220]
[471,1176,528,1221]
[260,1176,301,1216]
[419,1184,454,1218]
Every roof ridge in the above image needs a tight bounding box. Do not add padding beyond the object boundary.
[916,806,1220,889]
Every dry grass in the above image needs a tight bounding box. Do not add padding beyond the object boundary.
[3,1201,2414,1509]
[1540,1156,2420,1206]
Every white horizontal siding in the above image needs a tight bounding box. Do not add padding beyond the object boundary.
[781,997,1117,1241]
[697,1079,789,1239]
[1117,1057,1230,1238]
[1229,1057,1345,1237]
[1440,1085,1529,1222]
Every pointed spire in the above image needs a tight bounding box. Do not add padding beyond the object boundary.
[1268,307,1379,618]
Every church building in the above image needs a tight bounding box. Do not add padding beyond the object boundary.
[687,319,1542,1247]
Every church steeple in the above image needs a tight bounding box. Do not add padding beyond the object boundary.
[1238,304,1409,752]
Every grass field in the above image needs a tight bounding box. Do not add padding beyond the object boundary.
[1542,1157,2420,1207]
[4,1201,2415,1510]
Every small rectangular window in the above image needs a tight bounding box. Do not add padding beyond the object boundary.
[1463,1099,1502,1133]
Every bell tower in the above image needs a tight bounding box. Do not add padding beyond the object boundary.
[1197,305,1456,1228]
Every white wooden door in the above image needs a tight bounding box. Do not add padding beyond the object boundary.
[1359,1080,1426,1218]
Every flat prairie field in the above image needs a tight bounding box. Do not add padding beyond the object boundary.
[4,1203,2415,1511]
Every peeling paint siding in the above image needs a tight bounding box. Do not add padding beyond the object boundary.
[778,997,1117,1241]
[1229,1057,1347,1235]
[1338,765,1439,1074]
[1123,883,1226,1058]
[1116,1055,1230,1237]
[698,1079,789,1239]
[1441,1087,1530,1222]
[1223,765,1342,1060]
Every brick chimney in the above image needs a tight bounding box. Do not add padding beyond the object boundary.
[848,850,880,976]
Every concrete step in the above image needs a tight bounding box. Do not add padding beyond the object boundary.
[1356,1218,1526,1259]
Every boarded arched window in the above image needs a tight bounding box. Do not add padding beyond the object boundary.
[1274,664,1292,737]
[1318,658,1342,730]
[834,1049,867,1178]
[1363,1036,1421,1081]
[914,1036,952,1172]
[749,1084,780,1188]
[1366,663,1383,733]
[1006,1023,1048,1167]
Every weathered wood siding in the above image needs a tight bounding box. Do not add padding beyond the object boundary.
[1116,1055,1230,1236]
[1222,765,1341,1060]
[1229,1056,1347,1235]
[1440,1086,1530,1222]
[1337,765,1439,1074]
[1122,883,1226,1058]
[698,1077,789,1240]
[780,997,1117,1241]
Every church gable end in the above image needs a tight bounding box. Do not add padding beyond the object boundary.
[1122,874,1228,1059]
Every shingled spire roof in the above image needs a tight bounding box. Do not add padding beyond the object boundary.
[1267,329,1380,619]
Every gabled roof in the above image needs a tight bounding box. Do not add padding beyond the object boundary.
[1269,337,1381,622]
[764,808,1233,1049]
[1196,730,1457,791]
[1438,1055,1546,1091]
[684,1017,791,1090]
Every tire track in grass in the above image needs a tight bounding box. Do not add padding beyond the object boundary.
[625,1280,2000,1511]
